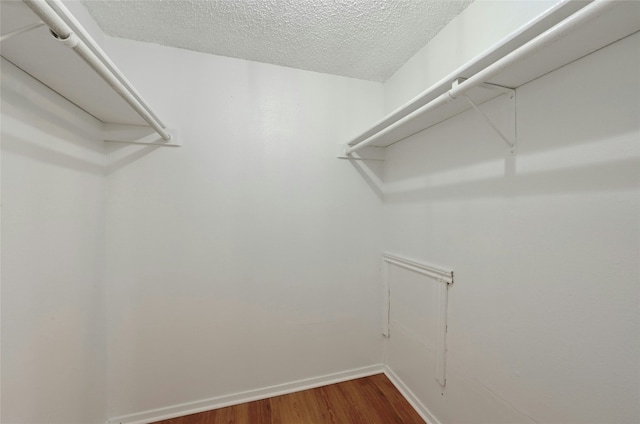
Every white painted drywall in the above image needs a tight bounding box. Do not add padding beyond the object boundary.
[384,0,561,113]
[1,59,107,424]
[103,38,385,418]
[382,28,640,424]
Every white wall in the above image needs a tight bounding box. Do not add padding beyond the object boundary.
[103,38,385,418]
[6,2,637,423]
[1,59,107,424]
[382,27,639,424]
[384,0,561,112]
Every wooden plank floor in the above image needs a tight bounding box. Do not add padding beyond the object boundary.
[151,374,425,424]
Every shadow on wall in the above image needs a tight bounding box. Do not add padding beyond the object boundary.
[347,158,384,200]
[1,60,103,152]
[0,130,104,176]
[350,99,639,203]
[380,84,639,202]
[364,33,640,203]
[106,142,163,175]
[1,60,105,175]
[1,60,169,176]
[383,155,639,204]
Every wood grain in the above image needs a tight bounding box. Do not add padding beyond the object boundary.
[151,374,425,424]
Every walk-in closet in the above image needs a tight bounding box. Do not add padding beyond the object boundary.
[1,1,639,423]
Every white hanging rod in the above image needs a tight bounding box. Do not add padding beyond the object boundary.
[22,0,172,142]
[345,0,616,156]
[45,0,167,127]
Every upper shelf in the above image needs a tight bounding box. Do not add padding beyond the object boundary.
[0,0,176,145]
[344,0,640,155]
[1,1,141,125]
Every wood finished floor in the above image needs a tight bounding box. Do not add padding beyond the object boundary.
[151,374,425,424]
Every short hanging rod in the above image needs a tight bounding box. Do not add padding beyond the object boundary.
[345,0,617,156]
[22,0,172,142]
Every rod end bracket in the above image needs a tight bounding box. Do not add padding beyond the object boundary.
[337,144,386,161]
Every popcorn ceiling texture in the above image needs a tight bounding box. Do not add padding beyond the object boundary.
[82,0,473,82]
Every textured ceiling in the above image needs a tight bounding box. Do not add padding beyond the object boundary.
[82,0,473,82]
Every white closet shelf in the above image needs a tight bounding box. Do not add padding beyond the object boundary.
[0,0,179,146]
[340,0,640,160]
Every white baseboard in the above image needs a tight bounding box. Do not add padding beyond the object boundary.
[107,364,385,424]
[383,365,443,424]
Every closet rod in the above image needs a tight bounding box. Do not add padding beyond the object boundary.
[345,0,615,155]
[23,0,172,142]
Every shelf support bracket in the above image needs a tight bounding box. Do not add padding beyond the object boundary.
[102,123,181,147]
[454,79,516,154]
[337,144,385,161]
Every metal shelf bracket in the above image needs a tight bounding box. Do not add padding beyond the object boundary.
[454,79,517,154]
[337,144,385,161]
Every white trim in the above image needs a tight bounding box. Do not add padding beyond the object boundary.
[382,258,390,337]
[435,282,449,386]
[107,364,384,424]
[382,254,454,284]
[382,253,453,386]
[384,365,443,424]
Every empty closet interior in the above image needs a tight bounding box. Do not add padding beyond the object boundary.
[1,1,639,423]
